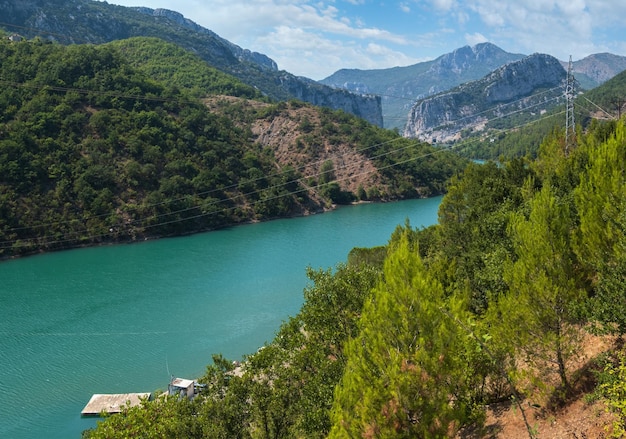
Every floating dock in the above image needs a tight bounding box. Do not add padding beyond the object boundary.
[81,393,151,416]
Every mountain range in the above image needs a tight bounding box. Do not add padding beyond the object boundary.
[1,0,626,135]
[322,43,626,130]
[321,43,525,130]
[403,53,568,143]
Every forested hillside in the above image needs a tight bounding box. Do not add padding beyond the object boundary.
[0,0,384,126]
[107,37,266,100]
[85,119,626,438]
[0,36,465,259]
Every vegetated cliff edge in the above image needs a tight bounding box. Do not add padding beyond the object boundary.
[404,53,567,143]
[0,0,383,126]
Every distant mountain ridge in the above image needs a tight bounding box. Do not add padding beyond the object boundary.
[130,6,278,71]
[0,0,383,126]
[320,43,525,130]
[404,53,567,142]
[567,53,626,89]
[321,43,626,130]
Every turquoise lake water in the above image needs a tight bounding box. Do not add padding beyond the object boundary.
[0,196,441,438]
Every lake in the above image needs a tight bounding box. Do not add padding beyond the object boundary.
[0,196,441,438]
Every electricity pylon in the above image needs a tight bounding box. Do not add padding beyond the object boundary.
[565,55,576,154]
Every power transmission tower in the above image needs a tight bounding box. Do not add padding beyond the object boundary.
[565,55,576,154]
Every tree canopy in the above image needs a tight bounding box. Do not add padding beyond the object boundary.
[0,36,465,259]
[85,118,626,438]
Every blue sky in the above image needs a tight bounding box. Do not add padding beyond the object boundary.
[107,0,626,80]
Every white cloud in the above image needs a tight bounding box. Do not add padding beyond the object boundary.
[108,0,626,78]
[461,0,626,59]
[431,0,457,12]
[173,0,416,78]
[464,32,488,46]
[254,26,421,78]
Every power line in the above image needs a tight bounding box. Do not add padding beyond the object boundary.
[2,101,583,252]
[1,78,609,251]
[612,98,625,119]
[565,55,577,154]
[0,34,614,250]
[0,141,450,251]
[0,78,200,106]
[1,135,410,235]
[0,135,431,249]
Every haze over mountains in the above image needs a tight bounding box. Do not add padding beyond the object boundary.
[1,0,626,134]
[321,43,525,130]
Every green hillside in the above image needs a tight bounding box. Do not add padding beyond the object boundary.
[107,37,265,100]
[0,0,384,126]
[580,67,626,116]
[0,37,465,259]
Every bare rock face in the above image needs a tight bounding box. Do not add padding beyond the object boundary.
[320,42,524,130]
[404,54,567,142]
[277,75,383,127]
[483,54,566,103]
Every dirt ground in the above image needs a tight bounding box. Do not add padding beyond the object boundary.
[460,333,620,439]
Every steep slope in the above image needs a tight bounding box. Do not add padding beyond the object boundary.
[320,43,525,130]
[581,67,626,118]
[0,0,383,126]
[404,53,567,143]
[106,37,265,99]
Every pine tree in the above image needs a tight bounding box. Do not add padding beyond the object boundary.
[501,184,584,391]
[574,121,626,335]
[329,230,475,438]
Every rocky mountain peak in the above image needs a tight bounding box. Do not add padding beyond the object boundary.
[483,53,565,103]
[129,6,279,72]
[439,46,472,73]
[568,53,626,87]
[429,42,518,76]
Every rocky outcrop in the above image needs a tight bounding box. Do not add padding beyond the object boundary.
[277,75,382,126]
[483,54,566,103]
[428,43,518,77]
[404,54,567,142]
[134,7,278,72]
[0,0,383,126]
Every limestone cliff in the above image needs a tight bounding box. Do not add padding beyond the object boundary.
[404,54,567,142]
[321,43,524,130]
[567,53,626,89]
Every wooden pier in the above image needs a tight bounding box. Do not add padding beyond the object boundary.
[81,393,151,416]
